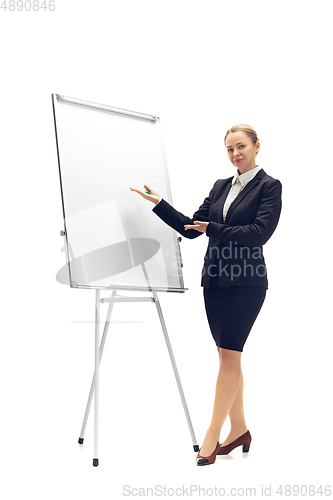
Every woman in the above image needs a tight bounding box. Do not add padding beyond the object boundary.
[129,124,282,466]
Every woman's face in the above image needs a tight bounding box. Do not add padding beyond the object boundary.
[225,131,260,174]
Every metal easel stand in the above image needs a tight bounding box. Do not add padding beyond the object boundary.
[78,288,199,466]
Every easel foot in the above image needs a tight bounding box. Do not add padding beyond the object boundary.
[78,437,84,444]
[93,458,99,467]
[193,445,199,452]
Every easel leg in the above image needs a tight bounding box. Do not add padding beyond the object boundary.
[93,289,100,466]
[152,291,199,452]
[78,290,116,447]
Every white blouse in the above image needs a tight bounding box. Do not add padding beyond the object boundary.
[223,165,262,222]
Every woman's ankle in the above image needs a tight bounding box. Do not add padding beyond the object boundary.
[229,425,248,436]
[206,426,221,440]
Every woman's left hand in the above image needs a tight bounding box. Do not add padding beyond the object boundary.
[184,221,209,233]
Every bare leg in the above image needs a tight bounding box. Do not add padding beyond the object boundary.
[221,368,248,446]
[199,347,242,457]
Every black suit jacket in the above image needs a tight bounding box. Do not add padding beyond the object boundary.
[152,168,282,289]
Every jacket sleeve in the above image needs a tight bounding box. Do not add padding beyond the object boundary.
[152,183,215,239]
[206,180,282,246]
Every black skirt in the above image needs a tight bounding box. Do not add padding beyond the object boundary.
[203,286,266,352]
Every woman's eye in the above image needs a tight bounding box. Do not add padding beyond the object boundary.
[239,145,245,148]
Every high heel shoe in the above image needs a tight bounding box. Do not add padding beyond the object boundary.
[217,430,252,455]
[196,441,220,466]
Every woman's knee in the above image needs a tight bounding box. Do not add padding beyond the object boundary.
[218,347,242,365]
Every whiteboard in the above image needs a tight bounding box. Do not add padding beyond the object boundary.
[52,94,186,292]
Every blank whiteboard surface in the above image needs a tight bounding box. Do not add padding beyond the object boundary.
[52,94,185,292]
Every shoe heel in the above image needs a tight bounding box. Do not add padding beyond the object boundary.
[242,442,250,453]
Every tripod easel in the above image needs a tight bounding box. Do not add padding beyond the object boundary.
[78,288,199,466]
[52,94,199,466]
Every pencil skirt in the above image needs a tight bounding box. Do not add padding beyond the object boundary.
[203,286,266,352]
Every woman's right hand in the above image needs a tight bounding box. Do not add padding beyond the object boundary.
[129,184,160,205]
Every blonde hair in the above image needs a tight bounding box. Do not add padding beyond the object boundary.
[224,124,259,147]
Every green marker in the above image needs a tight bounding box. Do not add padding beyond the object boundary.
[145,189,150,194]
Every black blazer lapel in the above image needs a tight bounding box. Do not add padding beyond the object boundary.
[225,169,266,223]
[216,179,232,223]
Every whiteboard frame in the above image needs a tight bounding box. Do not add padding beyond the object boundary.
[52,93,187,293]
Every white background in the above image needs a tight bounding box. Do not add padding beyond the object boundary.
[0,1,332,498]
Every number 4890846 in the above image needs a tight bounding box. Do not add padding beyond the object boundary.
[0,0,55,10]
